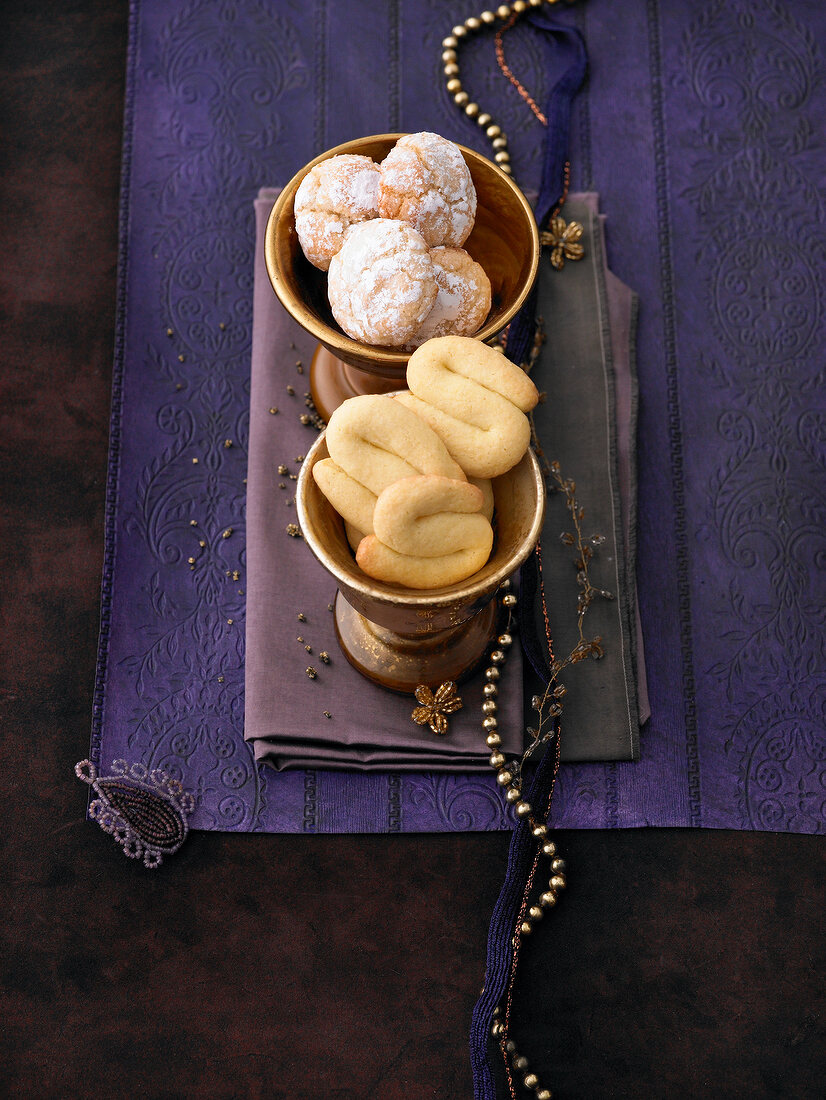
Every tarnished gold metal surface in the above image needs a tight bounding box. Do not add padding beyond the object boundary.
[296,429,546,692]
[264,133,540,395]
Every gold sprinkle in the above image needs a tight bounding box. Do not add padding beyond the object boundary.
[289,473,298,481]
[323,711,332,719]
[278,482,286,490]
[222,528,232,539]
[297,613,306,622]
[190,520,198,527]
[269,407,279,415]
[219,322,226,330]
[242,478,247,485]
[224,439,232,448]
[227,619,234,625]
[199,540,206,547]
[297,635,304,643]
[327,603,334,612]
[295,454,304,462]
[299,414,311,425]
[187,557,196,565]
[192,457,199,464]
[226,571,232,577]
[286,524,301,538]
[166,328,174,336]
[232,570,240,581]
[175,383,183,391]
[319,652,330,664]
[296,364,304,374]
[278,464,288,475]
[306,667,317,679]
[178,354,185,363]
[238,589,244,595]
[304,645,312,653]
[218,675,224,682]
[286,385,295,396]
[295,361,302,368]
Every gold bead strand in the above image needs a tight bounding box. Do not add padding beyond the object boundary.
[443,0,556,181]
[483,581,566,1100]
[482,587,568,935]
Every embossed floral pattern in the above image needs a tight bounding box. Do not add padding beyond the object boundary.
[681,0,825,831]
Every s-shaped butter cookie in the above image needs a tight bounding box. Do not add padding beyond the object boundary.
[312,393,466,548]
[356,475,493,590]
[396,335,539,479]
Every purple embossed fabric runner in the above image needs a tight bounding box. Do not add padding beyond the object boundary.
[93,0,825,834]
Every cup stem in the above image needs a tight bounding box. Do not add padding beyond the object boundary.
[309,344,408,422]
[333,590,499,694]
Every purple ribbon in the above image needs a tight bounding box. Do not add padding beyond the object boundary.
[471,16,587,1098]
[504,16,587,368]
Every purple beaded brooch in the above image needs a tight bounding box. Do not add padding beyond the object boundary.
[75,759,195,868]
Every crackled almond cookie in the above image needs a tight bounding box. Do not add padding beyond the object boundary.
[356,475,493,590]
[311,393,466,545]
[409,246,491,346]
[378,132,477,248]
[294,154,380,271]
[327,219,437,346]
[396,335,539,479]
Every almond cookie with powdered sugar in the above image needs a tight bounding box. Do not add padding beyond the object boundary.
[294,154,380,271]
[327,219,437,346]
[378,132,477,248]
[408,246,491,346]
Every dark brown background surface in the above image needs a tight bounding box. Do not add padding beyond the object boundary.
[0,4,823,1097]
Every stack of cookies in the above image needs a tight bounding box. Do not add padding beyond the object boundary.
[294,132,492,348]
[312,335,539,589]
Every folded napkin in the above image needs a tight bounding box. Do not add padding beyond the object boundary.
[523,194,649,762]
[244,189,525,771]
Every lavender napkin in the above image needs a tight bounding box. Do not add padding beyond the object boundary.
[243,190,526,771]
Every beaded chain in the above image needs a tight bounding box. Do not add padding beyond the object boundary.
[480,578,565,1100]
[441,0,567,187]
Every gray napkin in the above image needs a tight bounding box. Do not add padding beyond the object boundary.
[526,195,648,762]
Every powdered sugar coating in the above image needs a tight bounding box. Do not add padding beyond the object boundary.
[294,154,380,271]
[378,132,477,248]
[327,219,437,346]
[409,246,491,346]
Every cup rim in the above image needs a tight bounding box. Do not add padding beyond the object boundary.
[264,133,539,364]
[296,429,546,609]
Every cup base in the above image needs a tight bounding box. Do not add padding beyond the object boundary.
[310,344,406,422]
[333,590,499,694]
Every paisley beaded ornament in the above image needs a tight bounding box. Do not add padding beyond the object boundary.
[75,759,195,868]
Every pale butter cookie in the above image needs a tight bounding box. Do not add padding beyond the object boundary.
[294,154,380,271]
[409,246,491,346]
[327,219,437,346]
[378,132,477,248]
[356,475,493,590]
[311,393,466,544]
[397,335,539,479]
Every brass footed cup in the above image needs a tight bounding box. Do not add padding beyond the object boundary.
[265,133,539,421]
[296,432,546,693]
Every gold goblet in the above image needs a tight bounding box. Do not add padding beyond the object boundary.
[296,431,546,693]
[264,134,539,422]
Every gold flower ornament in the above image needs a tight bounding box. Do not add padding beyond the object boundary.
[540,216,585,270]
[412,681,463,735]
